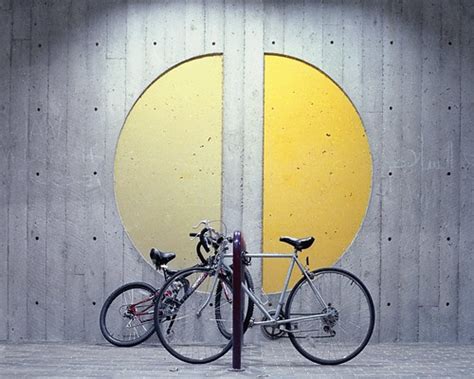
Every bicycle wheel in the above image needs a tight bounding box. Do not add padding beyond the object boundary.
[100,282,157,347]
[285,268,375,365]
[154,266,233,364]
[214,266,254,340]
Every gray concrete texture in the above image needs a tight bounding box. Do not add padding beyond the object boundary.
[1,341,474,377]
[0,0,473,345]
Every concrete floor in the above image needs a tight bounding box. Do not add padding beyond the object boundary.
[1,340,473,378]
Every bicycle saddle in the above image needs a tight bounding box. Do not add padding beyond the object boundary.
[149,248,176,266]
[279,236,315,251]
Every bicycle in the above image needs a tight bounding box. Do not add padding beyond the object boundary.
[153,234,375,365]
[99,221,254,347]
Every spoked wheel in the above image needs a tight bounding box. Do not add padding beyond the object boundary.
[100,282,157,347]
[285,268,375,365]
[154,267,234,364]
[214,267,254,340]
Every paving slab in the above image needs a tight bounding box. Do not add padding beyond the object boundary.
[0,341,473,378]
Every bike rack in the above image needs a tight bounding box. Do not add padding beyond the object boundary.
[231,230,245,371]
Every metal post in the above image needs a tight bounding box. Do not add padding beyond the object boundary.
[232,230,245,371]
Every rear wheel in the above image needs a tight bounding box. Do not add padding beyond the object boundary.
[154,267,233,364]
[100,282,157,347]
[285,268,375,365]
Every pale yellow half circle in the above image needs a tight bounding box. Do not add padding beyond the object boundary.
[114,54,223,269]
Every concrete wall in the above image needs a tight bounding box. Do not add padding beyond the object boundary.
[1,0,473,343]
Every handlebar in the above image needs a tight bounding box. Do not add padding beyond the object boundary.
[189,220,231,264]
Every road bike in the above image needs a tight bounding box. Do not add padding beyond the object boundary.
[99,221,254,347]
[153,234,375,365]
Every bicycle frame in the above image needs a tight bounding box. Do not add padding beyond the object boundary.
[222,250,331,327]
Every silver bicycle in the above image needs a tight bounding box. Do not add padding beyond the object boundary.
[153,223,375,365]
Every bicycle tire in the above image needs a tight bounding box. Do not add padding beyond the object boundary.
[154,266,233,364]
[214,266,255,339]
[285,268,375,365]
[100,282,157,347]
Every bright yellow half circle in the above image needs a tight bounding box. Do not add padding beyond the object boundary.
[263,54,372,293]
[114,54,223,269]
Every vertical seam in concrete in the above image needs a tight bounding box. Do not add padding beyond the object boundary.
[397,1,404,342]
[377,0,385,344]
[64,0,71,333]
[282,0,286,51]
[25,3,33,338]
[415,1,422,342]
[203,0,207,46]
[6,3,12,340]
[436,1,442,324]
[219,0,226,224]
[261,31,265,258]
[45,0,50,338]
[418,0,425,342]
[44,8,50,336]
[341,0,344,87]
[241,1,246,225]
[456,0,463,342]
[121,3,129,285]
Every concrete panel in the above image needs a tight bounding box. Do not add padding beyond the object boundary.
[398,0,423,342]
[65,0,87,341]
[301,0,323,67]
[105,0,127,60]
[242,0,264,319]
[83,0,108,342]
[8,38,30,342]
[321,0,343,84]
[104,4,127,297]
[459,0,474,343]
[0,8,11,341]
[360,0,384,114]
[222,0,245,231]
[438,0,461,343]
[26,0,49,341]
[122,1,148,284]
[359,0,384,342]
[0,0,11,11]
[12,0,30,40]
[185,0,205,56]
[419,0,442,342]
[204,0,224,52]
[45,0,70,341]
[143,1,165,83]
[380,0,403,343]
[263,0,284,54]
[283,0,304,58]
[338,0,363,283]
[125,1,148,111]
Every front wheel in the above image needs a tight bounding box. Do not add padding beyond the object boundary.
[154,267,233,364]
[285,268,375,365]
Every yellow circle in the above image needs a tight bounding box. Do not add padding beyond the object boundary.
[263,54,372,293]
[114,55,223,269]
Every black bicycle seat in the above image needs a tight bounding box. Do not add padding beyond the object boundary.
[150,248,176,266]
[279,236,315,251]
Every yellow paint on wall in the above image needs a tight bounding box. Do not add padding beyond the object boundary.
[114,54,223,269]
[263,54,372,293]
